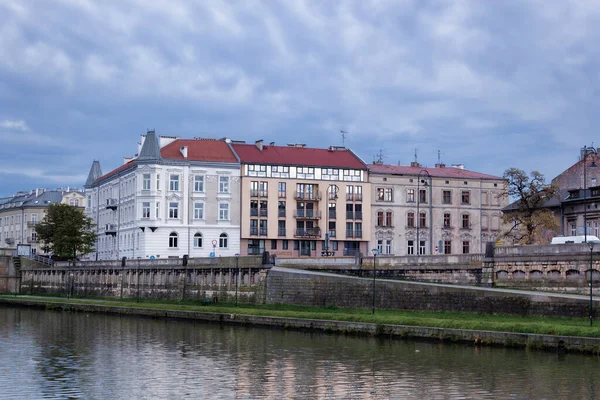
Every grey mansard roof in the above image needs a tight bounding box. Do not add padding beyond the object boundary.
[137,130,162,162]
[85,160,103,188]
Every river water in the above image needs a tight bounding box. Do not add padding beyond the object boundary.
[0,306,599,399]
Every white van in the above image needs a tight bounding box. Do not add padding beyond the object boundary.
[551,235,600,244]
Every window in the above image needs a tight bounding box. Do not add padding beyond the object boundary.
[407,189,415,203]
[443,213,451,228]
[332,241,338,251]
[482,191,489,205]
[377,239,383,254]
[219,176,229,193]
[385,188,393,201]
[444,240,452,254]
[278,220,286,236]
[169,202,179,219]
[419,212,426,228]
[260,181,268,197]
[69,199,79,206]
[355,222,362,238]
[259,220,268,236]
[250,219,258,235]
[271,165,289,178]
[462,241,470,254]
[377,211,384,226]
[271,239,277,250]
[169,174,179,191]
[194,202,204,219]
[385,240,392,255]
[570,222,577,236]
[219,233,228,248]
[482,214,488,230]
[419,189,427,203]
[219,203,229,220]
[278,201,286,217]
[194,233,203,248]
[156,174,161,191]
[250,181,259,197]
[354,186,363,201]
[194,175,205,192]
[296,167,315,179]
[595,221,599,238]
[143,174,151,190]
[407,240,414,255]
[407,212,415,228]
[346,185,354,201]
[278,182,286,198]
[322,168,339,180]
[282,240,289,250]
[491,215,500,231]
[442,190,452,204]
[169,232,178,248]
[386,211,392,226]
[419,241,426,255]
[492,192,500,206]
[142,202,150,218]
[156,202,160,218]
[461,191,470,204]
[462,214,470,229]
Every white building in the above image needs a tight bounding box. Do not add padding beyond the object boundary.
[84,131,241,260]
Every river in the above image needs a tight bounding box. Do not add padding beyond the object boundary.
[0,306,599,399]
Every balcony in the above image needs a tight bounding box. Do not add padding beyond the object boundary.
[278,209,286,218]
[27,221,37,227]
[106,198,118,210]
[250,208,258,217]
[105,224,117,235]
[294,209,321,219]
[5,238,15,245]
[259,209,268,217]
[278,228,286,236]
[294,228,322,238]
[250,227,258,235]
[259,228,268,236]
[27,237,39,244]
[294,191,321,201]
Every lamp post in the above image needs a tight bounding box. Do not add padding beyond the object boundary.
[582,145,597,243]
[325,185,339,255]
[371,248,377,315]
[588,241,599,326]
[234,253,240,307]
[416,170,431,255]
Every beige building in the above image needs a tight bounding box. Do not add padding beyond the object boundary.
[369,163,507,255]
[0,188,86,255]
[232,141,371,257]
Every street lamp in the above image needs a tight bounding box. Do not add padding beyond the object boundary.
[587,241,599,326]
[371,248,378,315]
[325,184,339,255]
[582,145,597,243]
[235,253,240,307]
[416,170,431,255]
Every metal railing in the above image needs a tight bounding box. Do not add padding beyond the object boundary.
[294,191,321,201]
[294,228,321,238]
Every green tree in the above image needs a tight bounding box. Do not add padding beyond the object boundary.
[501,168,559,245]
[35,203,97,259]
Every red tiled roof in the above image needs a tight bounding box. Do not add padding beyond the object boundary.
[161,139,238,162]
[232,143,367,169]
[368,164,503,180]
[96,161,136,182]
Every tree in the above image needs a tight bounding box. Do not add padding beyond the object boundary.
[35,203,97,259]
[501,168,560,245]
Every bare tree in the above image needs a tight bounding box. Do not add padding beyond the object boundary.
[501,168,559,244]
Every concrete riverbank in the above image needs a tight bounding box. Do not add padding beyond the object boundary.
[2,297,600,355]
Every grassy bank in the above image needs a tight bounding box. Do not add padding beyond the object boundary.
[3,295,600,339]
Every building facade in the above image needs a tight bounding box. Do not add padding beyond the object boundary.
[233,140,371,257]
[369,163,507,255]
[0,189,86,254]
[85,131,241,260]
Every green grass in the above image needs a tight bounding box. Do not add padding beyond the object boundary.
[3,294,600,338]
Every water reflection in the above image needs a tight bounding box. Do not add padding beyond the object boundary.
[0,306,599,399]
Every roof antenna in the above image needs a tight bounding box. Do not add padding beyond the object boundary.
[414,148,418,164]
[340,130,347,146]
[438,150,441,164]
[373,150,384,164]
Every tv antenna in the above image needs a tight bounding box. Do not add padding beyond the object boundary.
[374,149,385,164]
[414,148,418,164]
[340,130,348,146]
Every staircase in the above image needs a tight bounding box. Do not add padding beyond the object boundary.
[12,257,21,271]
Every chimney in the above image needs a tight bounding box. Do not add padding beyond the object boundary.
[180,146,188,159]
[295,143,306,148]
[255,140,263,151]
[435,163,446,168]
[410,161,420,167]
[451,164,465,170]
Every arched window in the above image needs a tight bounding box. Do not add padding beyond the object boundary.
[169,232,178,248]
[219,233,228,248]
[194,233,203,248]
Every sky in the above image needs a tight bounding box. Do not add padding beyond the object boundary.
[1,0,599,196]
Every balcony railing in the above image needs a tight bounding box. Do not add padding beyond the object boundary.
[345,193,363,202]
[328,210,336,219]
[346,230,354,238]
[260,191,268,197]
[278,228,286,236]
[327,229,336,238]
[259,209,268,217]
[355,211,362,220]
[355,230,362,238]
[278,209,286,218]
[278,192,286,198]
[294,191,321,201]
[106,198,118,210]
[27,237,39,244]
[294,228,322,238]
[250,208,258,217]
[250,227,258,235]
[294,209,321,219]
[27,221,38,227]
[346,211,354,219]
[5,238,15,245]
[105,224,117,234]
[250,190,259,197]
[259,228,268,236]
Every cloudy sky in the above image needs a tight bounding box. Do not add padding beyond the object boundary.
[1,0,598,196]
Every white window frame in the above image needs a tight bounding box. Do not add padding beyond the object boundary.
[169,174,180,191]
[219,203,229,220]
[193,233,203,248]
[219,233,228,248]
[143,174,151,190]
[194,202,204,220]
[142,202,150,218]
[194,175,205,192]
[169,202,179,219]
[219,176,230,193]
